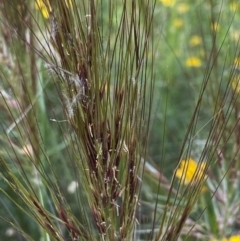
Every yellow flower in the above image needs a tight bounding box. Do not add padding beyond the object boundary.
[177,3,189,14]
[229,235,240,241]
[35,0,51,18]
[159,0,176,7]
[173,19,183,28]
[189,35,202,47]
[213,235,240,241]
[230,2,240,12]
[176,158,206,185]
[185,57,202,67]
[35,0,72,18]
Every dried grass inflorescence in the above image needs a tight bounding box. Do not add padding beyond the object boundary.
[0,0,155,239]
[38,0,155,239]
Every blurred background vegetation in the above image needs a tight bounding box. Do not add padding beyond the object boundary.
[0,0,240,241]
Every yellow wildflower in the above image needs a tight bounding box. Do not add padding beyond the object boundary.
[229,235,240,241]
[35,0,72,18]
[173,19,183,28]
[230,2,240,12]
[213,235,240,241]
[185,57,202,67]
[35,0,51,19]
[176,158,206,185]
[159,0,176,7]
[177,3,189,14]
[189,35,202,47]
